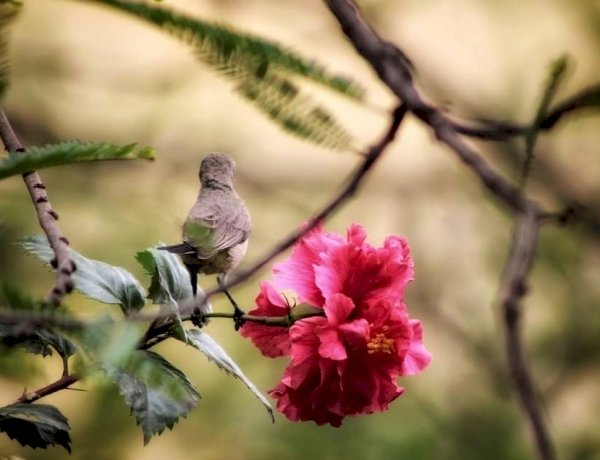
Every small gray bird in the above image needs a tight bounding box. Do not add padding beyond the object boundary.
[159,152,251,328]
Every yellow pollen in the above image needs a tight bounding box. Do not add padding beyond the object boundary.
[366,331,395,354]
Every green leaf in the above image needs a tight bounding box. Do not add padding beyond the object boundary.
[20,235,146,315]
[0,284,77,358]
[106,349,199,444]
[75,317,142,370]
[0,403,71,452]
[90,0,356,150]
[33,329,77,359]
[136,244,195,305]
[136,244,208,341]
[183,328,273,422]
[0,140,155,179]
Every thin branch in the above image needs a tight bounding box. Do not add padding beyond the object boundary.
[1,304,325,401]
[324,0,537,213]
[204,310,323,327]
[0,307,323,334]
[445,77,600,142]
[0,310,86,331]
[499,206,555,460]
[0,109,75,307]
[448,118,527,141]
[15,373,80,404]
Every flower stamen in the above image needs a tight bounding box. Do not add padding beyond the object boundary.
[367,329,395,354]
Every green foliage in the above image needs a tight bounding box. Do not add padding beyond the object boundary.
[183,328,273,422]
[0,403,71,452]
[4,239,269,449]
[20,235,146,315]
[105,350,199,444]
[136,245,195,305]
[136,245,201,340]
[0,140,155,180]
[0,284,76,358]
[75,318,142,373]
[90,0,358,150]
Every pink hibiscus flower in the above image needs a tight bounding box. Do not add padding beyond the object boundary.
[240,224,431,426]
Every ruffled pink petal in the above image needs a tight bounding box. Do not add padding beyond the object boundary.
[248,224,430,426]
[239,283,291,358]
[368,374,405,413]
[338,318,369,351]
[273,224,343,306]
[315,228,414,307]
[323,293,355,326]
[315,326,346,360]
[287,317,326,388]
[270,360,345,427]
[346,223,367,247]
[401,320,432,375]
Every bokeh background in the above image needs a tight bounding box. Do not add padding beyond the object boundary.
[1,0,600,459]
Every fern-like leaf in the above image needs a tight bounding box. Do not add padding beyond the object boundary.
[90,0,357,150]
[0,141,155,180]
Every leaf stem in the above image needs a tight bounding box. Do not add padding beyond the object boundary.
[202,310,324,327]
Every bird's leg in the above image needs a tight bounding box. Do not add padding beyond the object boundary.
[186,264,204,327]
[217,273,245,330]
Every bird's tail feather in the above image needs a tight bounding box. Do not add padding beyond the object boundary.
[157,242,196,255]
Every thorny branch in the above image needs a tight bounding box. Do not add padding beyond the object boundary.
[15,374,80,404]
[0,109,75,307]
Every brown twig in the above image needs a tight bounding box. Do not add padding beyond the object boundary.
[15,373,80,404]
[499,206,555,460]
[324,0,534,213]
[323,2,556,458]
[0,109,75,307]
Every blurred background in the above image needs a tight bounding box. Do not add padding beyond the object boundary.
[1,0,600,458]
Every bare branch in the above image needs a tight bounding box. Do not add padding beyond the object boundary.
[449,119,527,141]
[14,373,80,404]
[499,206,555,460]
[0,109,75,307]
[322,2,558,458]
[324,0,537,213]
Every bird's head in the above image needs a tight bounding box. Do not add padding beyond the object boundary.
[199,152,236,189]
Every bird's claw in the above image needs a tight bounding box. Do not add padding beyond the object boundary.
[191,307,206,328]
[233,306,245,331]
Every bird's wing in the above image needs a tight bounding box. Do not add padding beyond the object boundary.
[157,242,196,254]
[184,195,250,259]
